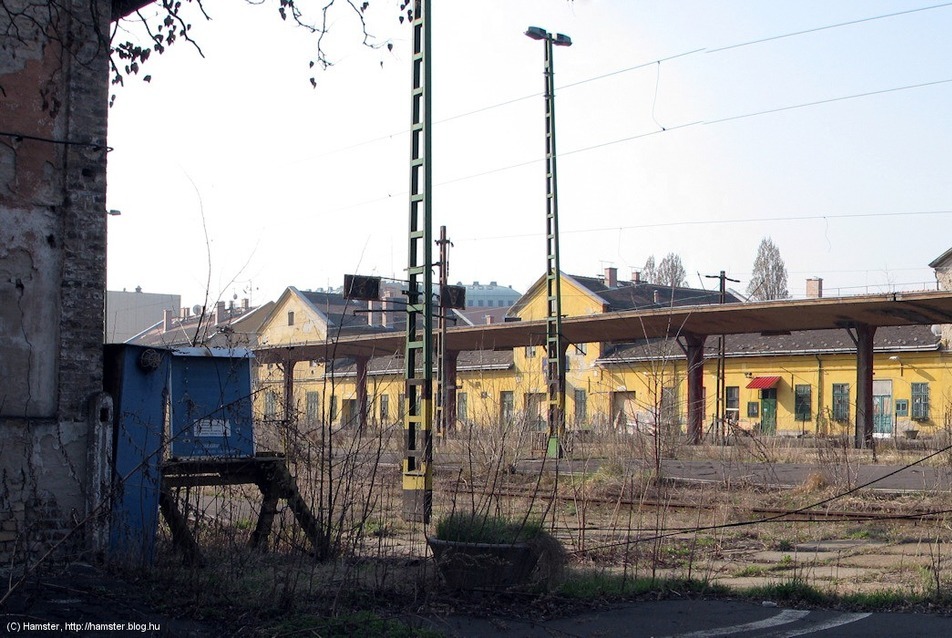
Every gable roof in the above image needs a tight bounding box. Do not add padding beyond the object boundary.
[507,271,743,318]
[571,275,743,311]
[929,247,952,270]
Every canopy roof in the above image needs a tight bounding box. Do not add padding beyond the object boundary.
[255,291,952,364]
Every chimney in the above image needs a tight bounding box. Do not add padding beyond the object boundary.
[163,309,174,332]
[485,315,495,325]
[214,300,227,325]
[631,269,641,284]
[653,290,661,304]
[381,290,393,328]
[181,306,190,319]
[367,300,376,327]
[806,277,823,299]
[604,267,617,288]
[241,298,250,310]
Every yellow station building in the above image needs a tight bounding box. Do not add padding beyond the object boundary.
[253,264,952,441]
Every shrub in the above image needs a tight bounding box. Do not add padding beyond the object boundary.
[433,512,542,544]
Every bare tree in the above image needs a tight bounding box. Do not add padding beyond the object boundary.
[108,0,404,99]
[655,252,687,288]
[642,255,657,285]
[747,236,789,301]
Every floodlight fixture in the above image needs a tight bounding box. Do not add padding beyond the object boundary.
[525,26,547,40]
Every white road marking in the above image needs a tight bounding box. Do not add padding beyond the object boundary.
[668,608,811,637]
[766,612,872,637]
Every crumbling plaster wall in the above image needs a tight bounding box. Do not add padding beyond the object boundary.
[0,0,112,563]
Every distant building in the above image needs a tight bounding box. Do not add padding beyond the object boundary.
[105,288,181,343]
[128,298,273,349]
[457,281,522,325]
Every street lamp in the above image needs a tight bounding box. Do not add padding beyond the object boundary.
[525,26,571,459]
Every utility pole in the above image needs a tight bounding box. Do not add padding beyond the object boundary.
[402,0,433,523]
[435,226,453,439]
[704,271,739,443]
[526,26,572,459]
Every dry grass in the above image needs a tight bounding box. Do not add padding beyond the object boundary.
[140,420,952,632]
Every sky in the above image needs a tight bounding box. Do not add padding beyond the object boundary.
[105,0,952,310]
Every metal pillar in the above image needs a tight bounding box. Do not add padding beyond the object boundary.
[402,0,433,523]
[705,270,738,442]
[435,225,452,438]
[355,356,369,432]
[684,334,706,444]
[851,324,877,449]
[541,34,566,458]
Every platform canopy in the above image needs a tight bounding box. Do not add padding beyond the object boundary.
[255,291,952,364]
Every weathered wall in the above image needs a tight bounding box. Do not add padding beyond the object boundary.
[0,0,111,564]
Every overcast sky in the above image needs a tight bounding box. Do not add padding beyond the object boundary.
[106,0,952,309]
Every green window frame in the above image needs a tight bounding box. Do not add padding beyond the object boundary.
[500,391,514,423]
[794,384,811,422]
[574,389,587,425]
[912,383,930,421]
[305,391,320,423]
[832,383,850,422]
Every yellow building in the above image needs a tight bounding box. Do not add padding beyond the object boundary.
[254,269,951,441]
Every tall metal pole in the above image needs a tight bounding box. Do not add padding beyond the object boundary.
[403,0,432,523]
[705,270,738,443]
[533,30,571,459]
[435,225,452,438]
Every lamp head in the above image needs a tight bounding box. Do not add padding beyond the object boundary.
[554,33,573,46]
[525,26,547,41]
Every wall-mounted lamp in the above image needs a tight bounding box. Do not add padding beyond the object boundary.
[889,355,904,376]
[744,372,753,379]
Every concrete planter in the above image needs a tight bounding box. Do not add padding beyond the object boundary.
[427,537,540,590]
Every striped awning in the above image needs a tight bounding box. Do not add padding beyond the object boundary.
[746,376,781,389]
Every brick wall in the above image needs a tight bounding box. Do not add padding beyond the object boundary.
[0,0,112,566]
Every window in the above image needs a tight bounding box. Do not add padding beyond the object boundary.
[397,393,405,420]
[525,345,536,358]
[329,395,338,424]
[305,391,320,423]
[574,343,588,356]
[500,391,514,423]
[574,389,587,426]
[264,390,278,419]
[661,386,679,425]
[895,398,909,417]
[724,386,740,424]
[457,392,468,423]
[747,401,759,418]
[287,311,295,326]
[795,384,811,422]
[832,383,850,422]
[379,394,389,423]
[912,383,930,421]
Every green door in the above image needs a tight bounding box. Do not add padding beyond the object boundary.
[873,395,893,435]
[761,388,777,434]
[873,380,893,436]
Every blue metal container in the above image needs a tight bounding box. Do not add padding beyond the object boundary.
[168,347,255,459]
[104,344,169,565]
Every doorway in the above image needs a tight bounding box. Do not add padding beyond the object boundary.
[760,388,777,434]
[873,379,893,436]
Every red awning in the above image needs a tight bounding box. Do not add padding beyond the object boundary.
[746,376,781,389]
